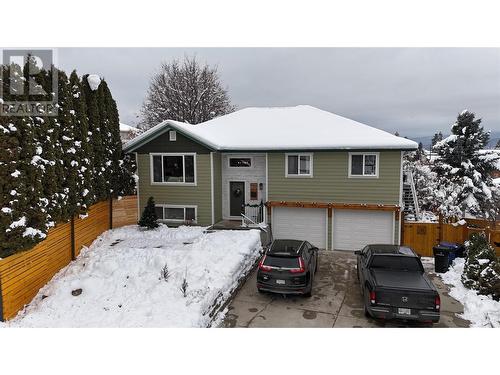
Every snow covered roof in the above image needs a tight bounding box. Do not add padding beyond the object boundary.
[124,105,418,152]
[120,122,140,133]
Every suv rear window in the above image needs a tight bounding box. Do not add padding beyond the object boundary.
[263,256,300,268]
[369,255,422,272]
[269,240,303,256]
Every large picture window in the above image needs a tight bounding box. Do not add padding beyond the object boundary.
[286,153,312,177]
[155,205,197,223]
[349,153,379,177]
[151,153,196,184]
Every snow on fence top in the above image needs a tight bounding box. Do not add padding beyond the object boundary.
[124,105,418,152]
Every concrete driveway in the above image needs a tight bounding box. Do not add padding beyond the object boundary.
[221,250,469,328]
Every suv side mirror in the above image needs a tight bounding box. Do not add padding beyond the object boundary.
[354,250,362,255]
[311,247,318,252]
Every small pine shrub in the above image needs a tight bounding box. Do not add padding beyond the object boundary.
[138,196,159,229]
[462,232,500,300]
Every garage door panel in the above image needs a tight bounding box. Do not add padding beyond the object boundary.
[333,209,393,251]
[272,207,327,249]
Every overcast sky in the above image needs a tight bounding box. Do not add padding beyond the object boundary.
[57,48,500,138]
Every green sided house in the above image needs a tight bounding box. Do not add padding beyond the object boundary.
[123,105,417,251]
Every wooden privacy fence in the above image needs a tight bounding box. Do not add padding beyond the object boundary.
[402,219,500,257]
[0,195,138,321]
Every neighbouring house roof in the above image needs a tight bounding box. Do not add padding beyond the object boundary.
[120,122,140,133]
[123,105,418,153]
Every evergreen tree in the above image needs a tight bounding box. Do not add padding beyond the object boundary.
[462,233,500,300]
[1,65,134,256]
[42,67,65,224]
[102,80,123,198]
[431,131,443,149]
[138,196,159,229]
[82,74,107,202]
[15,58,48,246]
[69,71,94,213]
[496,139,500,149]
[118,152,137,196]
[0,64,27,256]
[433,110,500,218]
[57,70,78,220]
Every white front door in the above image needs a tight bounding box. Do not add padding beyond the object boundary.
[272,207,327,249]
[332,209,394,251]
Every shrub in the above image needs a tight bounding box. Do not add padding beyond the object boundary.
[138,196,159,229]
[462,232,500,300]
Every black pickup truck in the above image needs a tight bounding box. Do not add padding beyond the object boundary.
[355,244,440,323]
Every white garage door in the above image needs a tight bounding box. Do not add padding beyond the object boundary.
[272,207,327,249]
[333,209,394,251]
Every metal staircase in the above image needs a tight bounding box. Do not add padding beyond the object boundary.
[403,170,420,221]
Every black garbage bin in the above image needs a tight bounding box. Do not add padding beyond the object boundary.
[433,246,450,273]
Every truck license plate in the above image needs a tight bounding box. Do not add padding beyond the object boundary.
[398,308,411,315]
[276,279,286,285]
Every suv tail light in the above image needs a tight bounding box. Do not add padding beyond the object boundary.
[290,257,305,273]
[258,255,272,272]
[369,291,376,305]
[435,295,441,310]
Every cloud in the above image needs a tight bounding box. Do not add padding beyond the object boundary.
[57,48,500,136]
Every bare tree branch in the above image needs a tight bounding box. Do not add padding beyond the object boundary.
[140,56,236,129]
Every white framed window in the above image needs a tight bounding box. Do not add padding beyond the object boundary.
[155,204,197,223]
[169,130,177,141]
[285,153,313,177]
[228,156,253,168]
[348,152,379,178]
[150,153,196,185]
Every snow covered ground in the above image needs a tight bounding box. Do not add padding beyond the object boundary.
[439,258,500,328]
[1,225,262,328]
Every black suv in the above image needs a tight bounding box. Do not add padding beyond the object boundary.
[257,239,318,297]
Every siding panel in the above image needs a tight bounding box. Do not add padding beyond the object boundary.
[268,151,401,204]
[137,153,212,225]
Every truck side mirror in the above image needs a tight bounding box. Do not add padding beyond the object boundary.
[354,250,362,255]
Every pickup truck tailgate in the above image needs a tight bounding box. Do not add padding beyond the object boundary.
[371,270,436,308]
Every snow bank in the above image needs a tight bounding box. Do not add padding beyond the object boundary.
[87,74,101,91]
[2,225,261,327]
[440,258,500,327]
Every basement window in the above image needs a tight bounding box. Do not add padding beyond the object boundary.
[349,153,379,177]
[155,205,197,223]
[151,153,196,184]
